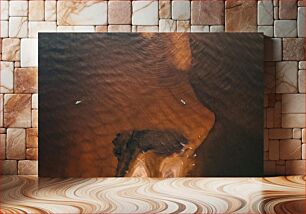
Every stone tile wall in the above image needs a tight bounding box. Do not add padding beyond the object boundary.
[0,0,305,175]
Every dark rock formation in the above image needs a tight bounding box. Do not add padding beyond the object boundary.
[112,130,188,176]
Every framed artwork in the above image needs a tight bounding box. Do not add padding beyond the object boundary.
[39,33,264,177]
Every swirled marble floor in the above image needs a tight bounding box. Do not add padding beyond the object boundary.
[0,176,305,213]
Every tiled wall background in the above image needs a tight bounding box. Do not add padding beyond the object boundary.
[0,0,305,176]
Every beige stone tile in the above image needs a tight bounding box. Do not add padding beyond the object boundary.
[0,160,17,175]
[298,0,305,6]
[298,70,305,93]
[177,21,190,32]
[14,68,38,93]
[257,0,273,25]
[282,94,305,113]
[299,61,306,70]
[132,1,158,25]
[210,25,224,32]
[0,21,8,37]
[4,94,31,128]
[258,26,273,37]
[0,61,14,93]
[0,1,9,21]
[264,38,282,61]
[274,20,297,37]
[269,140,279,160]
[293,128,302,139]
[20,38,38,67]
[95,26,108,32]
[32,94,38,109]
[32,110,38,128]
[18,160,38,175]
[45,1,56,21]
[57,26,95,32]
[0,134,5,159]
[29,21,57,38]
[298,7,305,37]
[26,128,38,148]
[225,0,256,32]
[29,0,44,21]
[159,19,176,32]
[108,1,131,24]
[6,128,25,159]
[274,1,279,7]
[14,61,20,68]
[303,128,306,143]
[159,1,171,19]
[57,0,107,25]
[279,0,297,19]
[9,1,28,17]
[172,1,190,20]
[192,0,224,25]
[269,128,292,139]
[280,139,302,160]
[302,144,306,159]
[264,160,276,175]
[9,17,28,38]
[283,38,305,61]
[0,128,6,134]
[2,38,20,61]
[286,160,305,175]
[191,25,209,32]
[282,114,305,128]
[108,25,131,32]
[276,61,298,93]
[26,148,38,160]
[137,26,159,32]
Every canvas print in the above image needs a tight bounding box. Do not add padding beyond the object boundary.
[39,33,264,177]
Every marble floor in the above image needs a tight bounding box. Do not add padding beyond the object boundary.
[0,176,305,213]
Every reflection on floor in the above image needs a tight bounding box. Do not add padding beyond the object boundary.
[0,176,305,213]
